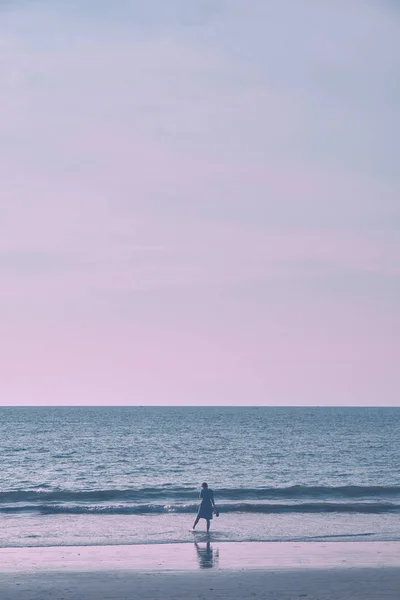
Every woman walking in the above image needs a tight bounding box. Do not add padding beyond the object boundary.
[193,482,218,533]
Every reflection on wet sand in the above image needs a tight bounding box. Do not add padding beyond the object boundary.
[194,540,220,569]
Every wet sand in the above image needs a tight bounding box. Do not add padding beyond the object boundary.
[0,541,399,599]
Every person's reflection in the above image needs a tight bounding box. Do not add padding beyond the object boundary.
[194,541,219,569]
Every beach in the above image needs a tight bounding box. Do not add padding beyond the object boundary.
[2,408,400,599]
[1,542,399,599]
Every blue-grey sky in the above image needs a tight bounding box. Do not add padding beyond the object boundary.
[1,0,399,405]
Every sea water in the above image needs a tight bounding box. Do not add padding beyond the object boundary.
[1,406,399,547]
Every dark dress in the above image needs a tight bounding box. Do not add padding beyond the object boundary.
[197,488,214,520]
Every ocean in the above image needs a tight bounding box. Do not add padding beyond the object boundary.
[1,406,399,548]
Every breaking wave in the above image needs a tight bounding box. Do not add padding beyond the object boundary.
[1,485,400,504]
[1,485,399,515]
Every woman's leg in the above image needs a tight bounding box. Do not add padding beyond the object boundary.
[193,516,200,529]
[206,519,210,533]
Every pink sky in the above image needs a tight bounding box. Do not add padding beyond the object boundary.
[1,0,399,405]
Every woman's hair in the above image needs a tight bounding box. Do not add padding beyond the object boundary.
[202,482,208,488]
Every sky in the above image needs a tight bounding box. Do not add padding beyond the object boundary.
[0,0,399,406]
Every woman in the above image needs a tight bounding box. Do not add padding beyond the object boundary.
[193,482,218,533]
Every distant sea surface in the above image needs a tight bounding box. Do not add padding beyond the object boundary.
[1,406,400,547]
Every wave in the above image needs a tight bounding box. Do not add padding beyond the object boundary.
[1,485,400,505]
[0,501,399,516]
